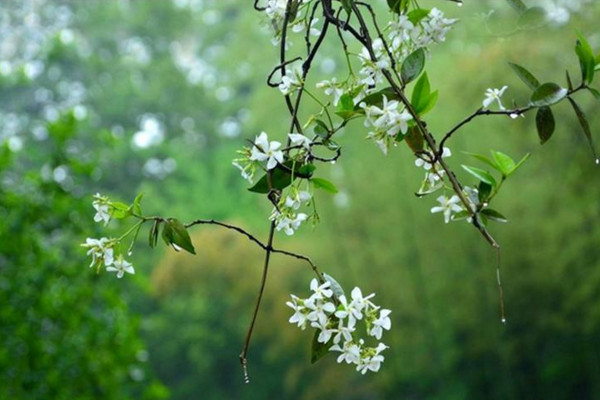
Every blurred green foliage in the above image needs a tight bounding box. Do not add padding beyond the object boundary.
[2,0,600,399]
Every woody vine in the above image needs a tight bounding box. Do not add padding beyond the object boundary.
[82,0,600,382]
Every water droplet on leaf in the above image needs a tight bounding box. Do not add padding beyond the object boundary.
[501,317,506,324]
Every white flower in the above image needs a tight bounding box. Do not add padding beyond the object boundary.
[357,343,388,374]
[274,212,308,235]
[311,318,337,344]
[332,316,356,345]
[316,78,344,105]
[106,256,135,278]
[330,341,361,365]
[482,86,508,110]
[81,237,114,267]
[431,195,463,223]
[92,193,111,225]
[232,159,254,183]
[369,309,392,340]
[305,296,336,325]
[284,189,311,210]
[349,287,376,317]
[292,18,320,37]
[288,133,312,150]
[286,294,308,330]
[309,278,333,300]
[250,131,284,170]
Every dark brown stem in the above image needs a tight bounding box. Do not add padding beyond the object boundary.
[239,221,276,384]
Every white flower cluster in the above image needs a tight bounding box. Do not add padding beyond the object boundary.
[263,0,319,46]
[270,186,312,235]
[361,95,413,155]
[387,8,458,63]
[287,278,391,374]
[82,194,135,278]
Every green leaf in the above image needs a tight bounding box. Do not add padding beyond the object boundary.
[132,193,143,216]
[404,126,424,153]
[530,82,568,107]
[478,181,492,203]
[148,219,160,249]
[313,119,329,138]
[512,153,531,174]
[335,93,358,120]
[567,97,598,160]
[310,330,330,364]
[355,87,399,111]
[505,0,527,13]
[163,218,196,255]
[386,0,408,13]
[481,209,508,223]
[341,0,353,14]
[536,106,555,144]
[417,90,438,116]
[311,177,338,193]
[566,70,574,91]
[401,48,426,84]
[407,8,429,24]
[462,165,497,187]
[411,72,434,115]
[111,201,132,219]
[508,62,540,90]
[588,87,600,101]
[248,161,313,194]
[464,152,501,172]
[323,273,345,298]
[492,151,516,176]
[518,7,546,28]
[575,32,595,84]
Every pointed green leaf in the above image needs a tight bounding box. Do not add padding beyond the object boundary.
[464,152,502,172]
[341,0,353,14]
[111,201,132,219]
[314,119,329,138]
[566,70,573,91]
[415,175,443,197]
[531,83,568,107]
[417,90,438,116]
[355,87,399,111]
[401,48,426,84]
[132,193,143,216]
[387,0,408,13]
[589,87,600,101]
[165,218,196,255]
[311,177,338,193]
[411,72,433,115]
[478,181,492,203]
[536,106,555,144]
[462,165,497,187]
[492,151,516,176]
[311,330,331,364]
[248,161,313,194]
[575,32,595,84]
[405,126,424,153]
[335,93,358,120]
[149,219,160,248]
[407,8,429,24]
[508,62,540,90]
[512,153,531,174]
[567,97,598,160]
[481,209,508,223]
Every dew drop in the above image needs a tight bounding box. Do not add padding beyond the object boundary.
[596,158,599,165]
[330,160,336,165]
[510,113,519,119]
[457,1,463,6]
[501,317,506,324]
[127,251,133,256]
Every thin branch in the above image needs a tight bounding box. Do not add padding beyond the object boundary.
[239,221,276,384]
[185,219,267,250]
